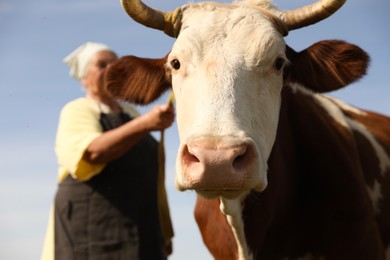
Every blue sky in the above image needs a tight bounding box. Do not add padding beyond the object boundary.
[0,0,389,259]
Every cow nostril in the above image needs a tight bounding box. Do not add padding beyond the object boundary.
[183,145,200,164]
[179,140,259,191]
[233,154,245,166]
[232,145,253,172]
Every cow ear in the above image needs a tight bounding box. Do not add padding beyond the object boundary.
[105,54,171,105]
[284,40,370,93]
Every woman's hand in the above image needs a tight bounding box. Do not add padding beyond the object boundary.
[84,104,175,164]
[144,104,175,131]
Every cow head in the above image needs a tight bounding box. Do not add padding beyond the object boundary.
[106,0,369,199]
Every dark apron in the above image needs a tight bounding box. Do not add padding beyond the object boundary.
[54,111,166,260]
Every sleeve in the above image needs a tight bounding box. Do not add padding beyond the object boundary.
[55,99,106,181]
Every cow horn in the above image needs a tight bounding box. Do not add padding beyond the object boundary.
[120,0,182,37]
[282,0,346,31]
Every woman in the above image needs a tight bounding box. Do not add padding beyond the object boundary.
[42,42,175,259]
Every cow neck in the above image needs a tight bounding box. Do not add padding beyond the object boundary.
[241,86,323,257]
[243,84,370,258]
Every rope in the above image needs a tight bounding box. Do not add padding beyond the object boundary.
[157,91,175,248]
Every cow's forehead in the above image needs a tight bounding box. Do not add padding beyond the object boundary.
[172,2,285,66]
[179,3,283,43]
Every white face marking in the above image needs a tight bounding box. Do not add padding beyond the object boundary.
[170,2,287,196]
[169,3,287,255]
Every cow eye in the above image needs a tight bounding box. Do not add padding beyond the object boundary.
[171,59,181,70]
[274,58,285,71]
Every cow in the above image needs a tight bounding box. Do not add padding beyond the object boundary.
[105,0,390,259]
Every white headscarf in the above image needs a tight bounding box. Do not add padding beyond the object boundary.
[63,42,113,80]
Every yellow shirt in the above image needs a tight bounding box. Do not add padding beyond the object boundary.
[55,97,140,182]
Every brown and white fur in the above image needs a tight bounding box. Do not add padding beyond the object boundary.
[105,0,390,259]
